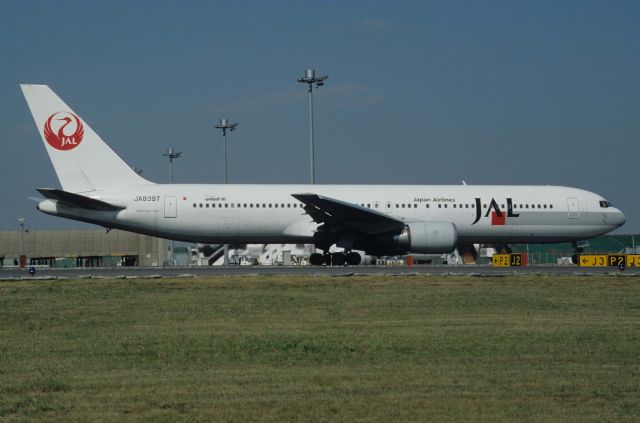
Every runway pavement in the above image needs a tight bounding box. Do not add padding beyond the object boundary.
[1,264,638,280]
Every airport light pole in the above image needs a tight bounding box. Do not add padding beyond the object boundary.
[215,118,238,184]
[163,147,182,266]
[163,147,182,184]
[297,68,328,184]
[18,218,26,257]
[215,118,238,266]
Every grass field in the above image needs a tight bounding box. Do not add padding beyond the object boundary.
[1,275,639,422]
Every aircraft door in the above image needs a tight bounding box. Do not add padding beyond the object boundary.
[567,197,580,219]
[164,196,177,218]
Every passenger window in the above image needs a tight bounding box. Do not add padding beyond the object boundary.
[426,204,430,208]
[438,204,442,208]
[193,203,196,208]
[444,204,448,208]
[550,205,553,209]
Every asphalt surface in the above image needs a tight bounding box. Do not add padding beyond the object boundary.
[1,265,638,280]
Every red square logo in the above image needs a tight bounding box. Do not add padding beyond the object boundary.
[491,211,506,225]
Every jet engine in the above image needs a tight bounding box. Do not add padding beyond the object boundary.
[385,220,457,254]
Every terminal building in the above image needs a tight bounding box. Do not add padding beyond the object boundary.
[0,229,167,268]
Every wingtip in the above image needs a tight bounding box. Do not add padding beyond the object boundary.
[291,193,321,200]
[20,83,49,90]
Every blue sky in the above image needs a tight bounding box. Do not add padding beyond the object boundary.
[1,1,638,232]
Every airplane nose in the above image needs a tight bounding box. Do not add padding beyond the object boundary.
[611,210,626,227]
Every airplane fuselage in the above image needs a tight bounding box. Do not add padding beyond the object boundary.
[38,184,626,249]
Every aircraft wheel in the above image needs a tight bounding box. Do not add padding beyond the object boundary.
[346,252,361,265]
[310,253,325,266]
[571,254,578,265]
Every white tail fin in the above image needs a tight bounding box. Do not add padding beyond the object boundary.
[21,84,152,193]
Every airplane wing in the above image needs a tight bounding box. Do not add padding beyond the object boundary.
[292,193,405,235]
[37,188,126,211]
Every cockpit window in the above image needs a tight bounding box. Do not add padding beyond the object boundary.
[599,200,613,208]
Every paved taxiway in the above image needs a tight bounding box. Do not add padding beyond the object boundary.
[1,265,638,280]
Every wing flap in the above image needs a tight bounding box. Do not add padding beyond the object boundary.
[37,188,125,211]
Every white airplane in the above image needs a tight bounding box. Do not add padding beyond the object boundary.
[21,84,626,265]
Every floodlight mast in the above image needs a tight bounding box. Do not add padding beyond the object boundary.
[163,147,182,184]
[162,147,182,266]
[297,68,328,184]
[215,118,238,266]
[215,118,238,184]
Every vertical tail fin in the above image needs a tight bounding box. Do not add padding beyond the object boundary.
[21,84,152,193]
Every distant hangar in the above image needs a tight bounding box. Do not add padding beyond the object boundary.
[0,229,167,268]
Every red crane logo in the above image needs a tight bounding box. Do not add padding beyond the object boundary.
[43,112,84,151]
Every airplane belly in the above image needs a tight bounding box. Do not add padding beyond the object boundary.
[217,216,239,241]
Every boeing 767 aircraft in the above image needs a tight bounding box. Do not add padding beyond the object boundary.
[21,84,625,265]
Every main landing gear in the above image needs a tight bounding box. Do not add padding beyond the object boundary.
[571,241,585,265]
[309,251,361,266]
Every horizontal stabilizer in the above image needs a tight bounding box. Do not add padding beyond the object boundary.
[37,188,125,211]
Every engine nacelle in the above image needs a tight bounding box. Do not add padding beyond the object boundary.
[392,220,457,254]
